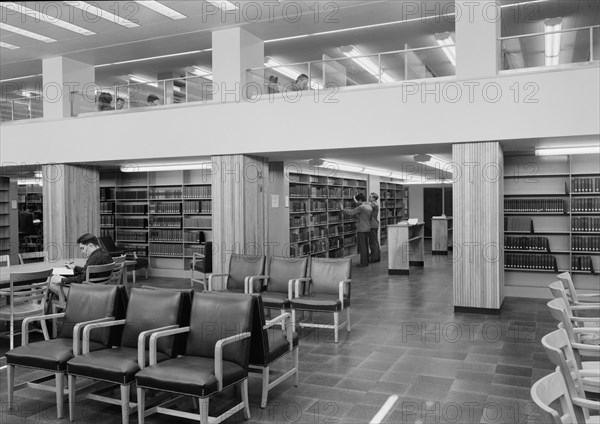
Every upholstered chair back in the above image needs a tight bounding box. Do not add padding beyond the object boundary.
[267,256,308,293]
[309,258,352,296]
[227,254,265,291]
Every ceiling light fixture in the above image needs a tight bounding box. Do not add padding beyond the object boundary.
[435,32,456,66]
[264,57,323,89]
[205,0,238,11]
[62,1,139,28]
[544,17,562,66]
[121,161,214,173]
[340,45,396,83]
[0,41,20,50]
[0,73,42,83]
[1,2,95,35]
[535,146,600,156]
[134,1,187,19]
[0,22,56,42]
[127,74,158,87]
[320,160,365,174]
[320,159,409,180]
[95,49,210,68]
[190,66,213,80]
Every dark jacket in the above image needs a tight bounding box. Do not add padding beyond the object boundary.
[343,203,373,232]
[62,248,114,284]
[370,202,380,229]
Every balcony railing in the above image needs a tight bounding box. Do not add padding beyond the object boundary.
[246,44,456,97]
[69,74,214,117]
[0,96,43,123]
[499,25,599,71]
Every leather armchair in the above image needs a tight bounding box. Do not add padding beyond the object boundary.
[190,241,213,289]
[256,257,308,320]
[135,292,254,424]
[248,294,299,408]
[207,253,265,293]
[66,288,190,424]
[5,284,126,419]
[290,258,352,343]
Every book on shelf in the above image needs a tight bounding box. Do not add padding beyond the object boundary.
[505,216,534,233]
[183,185,211,198]
[571,217,600,232]
[116,230,147,242]
[149,216,182,228]
[572,177,600,193]
[571,256,595,273]
[149,187,182,199]
[149,243,184,256]
[116,217,147,228]
[503,198,566,213]
[504,236,550,251]
[505,253,558,271]
[116,204,148,214]
[572,235,600,252]
[116,190,147,200]
[183,216,212,228]
[149,229,183,242]
[149,202,181,214]
[572,197,600,212]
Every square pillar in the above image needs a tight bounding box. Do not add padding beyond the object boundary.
[42,57,95,119]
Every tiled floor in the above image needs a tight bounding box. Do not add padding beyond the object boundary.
[0,247,560,423]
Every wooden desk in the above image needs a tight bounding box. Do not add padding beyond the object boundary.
[0,259,85,286]
[432,216,453,255]
[388,223,424,275]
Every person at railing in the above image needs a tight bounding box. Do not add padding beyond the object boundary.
[97,92,114,111]
[116,97,125,110]
[291,73,309,91]
[147,94,160,106]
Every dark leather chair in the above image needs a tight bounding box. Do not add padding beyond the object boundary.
[190,241,213,289]
[135,292,254,424]
[207,253,265,293]
[248,294,299,408]
[98,235,149,284]
[66,288,189,424]
[254,256,309,320]
[291,258,352,343]
[5,284,126,419]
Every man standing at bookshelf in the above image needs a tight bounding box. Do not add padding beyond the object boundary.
[340,193,372,267]
[368,193,381,263]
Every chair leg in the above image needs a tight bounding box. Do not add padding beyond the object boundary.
[137,387,145,424]
[10,315,14,350]
[7,365,15,410]
[68,375,76,422]
[261,366,270,408]
[120,384,130,424]
[241,379,251,419]
[199,397,209,424]
[55,372,64,419]
[347,307,351,332]
[280,309,286,330]
[333,312,339,343]
[132,270,136,285]
[293,347,299,386]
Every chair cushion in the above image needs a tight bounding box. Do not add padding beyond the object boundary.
[136,356,246,397]
[6,338,106,371]
[249,331,298,367]
[67,347,168,385]
[291,294,350,311]
[261,291,290,309]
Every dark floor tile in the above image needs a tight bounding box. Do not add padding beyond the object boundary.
[492,373,532,388]
[302,373,344,387]
[408,375,455,401]
[496,364,533,377]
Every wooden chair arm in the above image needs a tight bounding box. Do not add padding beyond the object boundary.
[137,325,179,369]
[294,277,311,298]
[74,317,115,356]
[207,273,229,291]
[338,279,351,308]
[215,332,251,390]
[22,312,65,345]
[246,275,267,294]
[149,327,190,366]
[82,319,126,354]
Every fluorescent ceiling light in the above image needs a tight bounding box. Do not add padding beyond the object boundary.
[500,0,548,8]
[0,41,19,49]
[0,73,42,83]
[62,1,139,28]
[544,17,562,66]
[1,2,95,35]
[128,74,158,87]
[205,0,238,11]
[191,66,213,80]
[364,168,392,177]
[435,32,456,66]
[402,180,449,185]
[95,49,210,68]
[535,146,600,156]
[264,57,323,89]
[340,45,396,83]
[121,161,213,172]
[321,160,365,174]
[17,179,43,186]
[134,1,187,19]
[0,22,56,43]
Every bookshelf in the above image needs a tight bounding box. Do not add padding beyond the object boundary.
[504,155,600,295]
[288,173,366,258]
[379,182,408,246]
[100,169,212,274]
[17,184,43,214]
[388,223,425,274]
[432,216,453,254]
[0,177,11,258]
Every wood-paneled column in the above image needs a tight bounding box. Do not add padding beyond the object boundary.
[211,155,267,274]
[453,142,504,311]
[43,164,100,261]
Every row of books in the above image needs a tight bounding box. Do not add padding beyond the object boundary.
[572,236,600,252]
[382,200,404,208]
[184,244,207,257]
[572,197,600,212]
[120,245,148,257]
[100,229,115,239]
[149,243,184,256]
[116,230,147,242]
[289,185,367,199]
[184,230,206,243]
[572,177,600,193]
[149,216,181,228]
[100,215,115,227]
[572,217,600,232]
[183,185,211,199]
[149,229,183,242]
[99,187,115,201]
[183,201,212,214]
[100,202,114,213]
[504,236,550,251]
[505,253,557,270]
[116,190,147,200]
[149,188,182,199]
[116,204,147,214]
[116,217,147,228]
[505,217,533,232]
[504,198,566,213]
[184,217,212,228]
[149,202,181,214]
[571,256,595,273]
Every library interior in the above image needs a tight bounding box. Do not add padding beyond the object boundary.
[1,1,599,423]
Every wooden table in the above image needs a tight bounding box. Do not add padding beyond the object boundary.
[0,259,85,286]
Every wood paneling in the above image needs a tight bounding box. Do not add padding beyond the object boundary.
[453,142,504,310]
[43,165,100,261]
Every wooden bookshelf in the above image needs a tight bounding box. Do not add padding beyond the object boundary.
[0,177,12,258]
[388,222,424,275]
[288,173,366,258]
[379,182,408,246]
[432,216,453,254]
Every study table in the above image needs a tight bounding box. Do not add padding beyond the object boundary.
[0,259,85,287]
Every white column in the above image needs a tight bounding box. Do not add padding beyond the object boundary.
[212,27,264,100]
[42,57,95,119]
[455,0,501,78]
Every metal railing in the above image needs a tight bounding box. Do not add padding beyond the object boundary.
[69,74,214,117]
[0,95,43,122]
[246,44,456,96]
[499,25,599,71]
